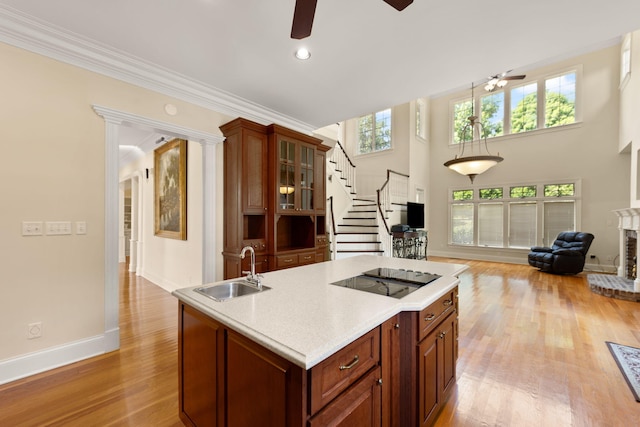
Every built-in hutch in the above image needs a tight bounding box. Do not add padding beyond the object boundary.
[220,118,330,279]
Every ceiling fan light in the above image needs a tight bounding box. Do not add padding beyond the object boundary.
[484,84,493,92]
[497,80,508,87]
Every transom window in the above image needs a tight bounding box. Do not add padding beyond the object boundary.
[449,181,579,248]
[358,109,392,154]
[451,69,579,144]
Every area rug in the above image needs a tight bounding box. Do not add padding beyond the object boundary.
[587,274,640,302]
[606,341,640,402]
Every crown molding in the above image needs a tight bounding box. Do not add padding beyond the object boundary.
[0,4,316,135]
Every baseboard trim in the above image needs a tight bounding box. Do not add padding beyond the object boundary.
[0,329,119,385]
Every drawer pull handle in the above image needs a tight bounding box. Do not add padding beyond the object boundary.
[339,355,359,371]
[424,314,435,321]
[438,331,446,339]
[443,299,453,307]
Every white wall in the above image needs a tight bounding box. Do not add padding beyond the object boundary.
[619,31,640,207]
[0,40,232,382]
[119,142,205,293]
[429,44,629,268]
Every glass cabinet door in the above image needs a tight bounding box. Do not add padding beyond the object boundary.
[279,140,295,210]
[300,145,314,210]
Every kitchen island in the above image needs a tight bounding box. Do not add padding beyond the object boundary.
[173,255,467,426]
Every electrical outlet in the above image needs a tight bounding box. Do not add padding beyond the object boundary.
[22,221,43,236]
[76,221,87,235]
[27,322,42,339]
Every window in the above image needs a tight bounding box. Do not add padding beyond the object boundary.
[358,109,392,154]
[448,181,579,249]
[480,92,504,138]
[621,33,632,86]
[452,99,473,144]
[450,68,580,143]
[415,98,427,140]
[511,83,537,133]
[451,203,474,245]
[478,203,503,247]
[545,72,576,128]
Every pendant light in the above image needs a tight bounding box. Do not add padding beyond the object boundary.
[444,83,503,183]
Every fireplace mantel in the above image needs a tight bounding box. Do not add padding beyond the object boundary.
[613,208,640,291]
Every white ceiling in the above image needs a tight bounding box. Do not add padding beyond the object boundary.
[1,0,639,162]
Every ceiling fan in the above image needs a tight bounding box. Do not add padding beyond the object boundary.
[484,71,526,92]
[291,0,413,39]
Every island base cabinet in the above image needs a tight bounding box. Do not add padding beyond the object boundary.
[309,367,382,427]
[226,331,305,427]
[418,310,457,427]
[179,304,225,427]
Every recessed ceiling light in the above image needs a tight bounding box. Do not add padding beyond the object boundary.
[295,47,311,60]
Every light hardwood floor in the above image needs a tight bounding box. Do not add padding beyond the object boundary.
[1,259,638,426]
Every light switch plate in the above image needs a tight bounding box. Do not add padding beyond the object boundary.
[76,221,87,235]
[46,221,72,235]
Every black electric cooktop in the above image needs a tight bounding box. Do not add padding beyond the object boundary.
[330,268,441,299]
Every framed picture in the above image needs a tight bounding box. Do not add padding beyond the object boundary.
[154,138,187,240]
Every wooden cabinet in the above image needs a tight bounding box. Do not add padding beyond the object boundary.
[178,303,224,427]
[178,302,395,427]
[399,286,458,427]
[220,118,329,279]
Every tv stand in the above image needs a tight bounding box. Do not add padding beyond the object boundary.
[392,229,428,260]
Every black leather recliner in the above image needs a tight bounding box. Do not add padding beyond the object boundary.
[528,231,595,274]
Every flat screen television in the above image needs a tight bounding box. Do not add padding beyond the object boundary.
[406,202,425,230]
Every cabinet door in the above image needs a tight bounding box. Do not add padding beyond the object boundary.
[242,129,268,213]
[226,331,304,427]
[314,150,326,214]
[417,330,439,427]
[277,138,316,213]
[309,367,382,427]
[439,312,457,398]
[179,304,224,427]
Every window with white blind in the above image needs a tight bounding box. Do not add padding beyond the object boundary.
[508,202,537,248]
[451,203,474,245]
[543,201,575,246]
[449,182,579,249]
[478,203,503,247]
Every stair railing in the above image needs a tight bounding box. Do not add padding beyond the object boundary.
[330,141,357,195]
[376,169,410,256]
[327,196,337,259]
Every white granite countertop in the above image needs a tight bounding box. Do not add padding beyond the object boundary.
[172,255,467,369]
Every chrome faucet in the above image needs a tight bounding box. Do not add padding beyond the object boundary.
[240,246,262,289]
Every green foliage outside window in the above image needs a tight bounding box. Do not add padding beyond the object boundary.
[511,93,538,133]
[358,109,391,154]
[452,190,473,200]
[544,184,575,197]
[479,188,503,199]
[481,93,503,138]
[453,100,473,144]
[545,92,575,128]
[510,186,536,198]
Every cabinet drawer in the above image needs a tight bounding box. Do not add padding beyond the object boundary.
[316,235,329,246]
[241,239,266,252]
[310,327,380,415]
[418,288,457,341]
[275,254,298,268]
[298,251,315,265]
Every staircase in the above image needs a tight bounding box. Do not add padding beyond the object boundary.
[334,198,385,259]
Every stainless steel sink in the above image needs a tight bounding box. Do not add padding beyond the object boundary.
[194,281,270,302]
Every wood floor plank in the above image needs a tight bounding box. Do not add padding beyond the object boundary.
[0,259,639,426]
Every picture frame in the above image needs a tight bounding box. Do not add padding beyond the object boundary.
[154,138,187,240]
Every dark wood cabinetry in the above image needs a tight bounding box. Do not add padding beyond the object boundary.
[220,118,329,279]
[178,302,395,427]
[400,287,458,427]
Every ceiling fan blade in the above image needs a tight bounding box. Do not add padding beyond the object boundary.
[291,0,317,40]
[502,75,526,81]
[383,0,414,11]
